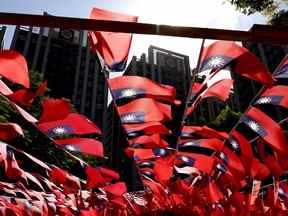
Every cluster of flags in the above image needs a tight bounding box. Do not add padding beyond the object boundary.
[1,6,288,215]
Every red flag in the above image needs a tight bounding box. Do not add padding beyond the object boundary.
[201,79,233,102]
[38,113,101,138]
[55,138,104,157]
[242,107,288,154]
[200,41,273,86]
[102,182,127,197]
[154,157,173,183]
[85,166,106,189]
[179,138,224,154]
[229,130,253,172]
[0,123,23,141]
[250,158,271,180]
[181,125,228,140]
[39,99,71,122]
[254,85,288,109]
[128,134,169,148]
[98,167,120,181]
[0,50,30,88]
[175,152,216,174]
[108,76,180,105]
[118,98,171,124]
[89,7,138,71]
[123,121,170,135]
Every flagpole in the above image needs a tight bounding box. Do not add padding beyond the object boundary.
[176,38,205,151]
[226,54,288,137]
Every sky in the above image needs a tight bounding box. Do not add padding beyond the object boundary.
[0,0,268,68]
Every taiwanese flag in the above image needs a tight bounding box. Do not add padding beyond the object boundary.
[118,98,171,124]
[38,113,101,138]
[201,79,234,102]
[199,41,273,86]
[229,130,253,172]
[274,56,288,79]
[123,121,171,135]
[102,182,127,197]
[253,85,288,109]
[108,76,180,105]
[178,138,224,154]
[207,181,224,203]
[39,99,71,122]
[181,125,228,140]
[128,134,168,148]
[132,148,171,161]
[219,147,246,179]
[0,50,30,88]
[191,82,203,98]
[175,152,216,174]
[241,107,287,155]
[54,138,104,157]
[89,8,138,71]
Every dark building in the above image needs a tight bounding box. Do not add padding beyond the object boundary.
[10,25,106,126]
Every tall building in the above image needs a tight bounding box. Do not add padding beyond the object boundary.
[10,25,106,126]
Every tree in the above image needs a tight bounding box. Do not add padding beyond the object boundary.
[226,0,287,19]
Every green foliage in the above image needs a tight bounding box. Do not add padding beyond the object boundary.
[227,0,274,15]
[209,105,242,132]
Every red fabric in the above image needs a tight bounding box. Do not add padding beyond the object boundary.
[38,113,101,136]
[102,182,127,197]
[208,182,223,203]
[0,50,29,88]
[175,152,216,174]
[55,138,104,157]
[200,41,273,86]
[50,167,68,184]
[133,149,155,160]
[182,125,228,140]
[202,79,233,102]
[180,138,224,152]
[250,158,271,180]
[154,157,174,183]
[245,107,288,155]
[128,134,168,148]
[230,130,253,172]
[85,166,106,189]
[123,121,170,135]
[89,8,138,71]
[98,167,120,181]
[108,75,180,105]
[118,98,171,123]
[0,123,23,141]
[39,99,71,122]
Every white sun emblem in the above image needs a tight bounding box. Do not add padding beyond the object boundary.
[257,97,271,104]
[248,121,260,132]
[208,57,226,68]
[122,114,136,122]
[52,126,66,135]
[230,139,239,150]
[122,89,136,97]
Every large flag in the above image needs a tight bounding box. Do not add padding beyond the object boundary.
[253,85,288,109]
[0,50,30,88]
[199,41,273,86]
[89,7,138,71]
[241,107,287,154]
[108,76,180,105]
[117,98,171,124]
[55,138,104,157]
[38,113,101,138]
